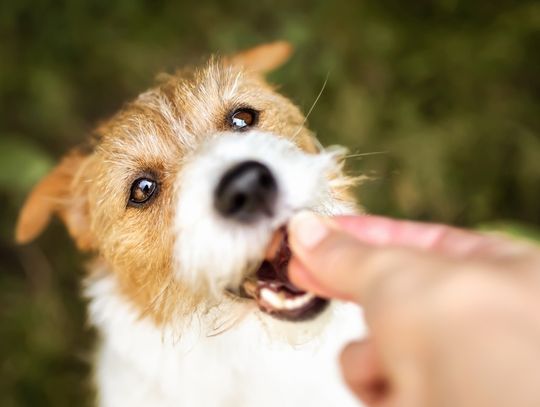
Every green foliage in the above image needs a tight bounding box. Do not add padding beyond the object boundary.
[1,0,539,405]
[0,136,54,194]
[479,221,540,243]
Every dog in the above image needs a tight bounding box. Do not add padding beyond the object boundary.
[16,41,365,407]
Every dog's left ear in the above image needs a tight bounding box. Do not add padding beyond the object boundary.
[15,150,94,250]
[229,41,293,74]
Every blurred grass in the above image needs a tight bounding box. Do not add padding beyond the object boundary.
[478,221,540,243]
[1,0,539,405]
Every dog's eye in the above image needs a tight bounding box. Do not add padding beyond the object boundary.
[229,108,258,131]
[129,178,157,206]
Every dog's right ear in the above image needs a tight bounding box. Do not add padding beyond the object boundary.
[228,41,293,74]
[15,150,94,250]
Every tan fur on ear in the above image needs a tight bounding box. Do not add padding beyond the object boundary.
[15,150,93,250]
[229,41,293,74]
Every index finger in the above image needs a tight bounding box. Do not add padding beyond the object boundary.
[334,216,501,258]
[287,213,445,303]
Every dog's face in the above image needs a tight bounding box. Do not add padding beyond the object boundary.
[16,42,355,326]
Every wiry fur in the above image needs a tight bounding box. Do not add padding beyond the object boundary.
[87,269,364,407]
[16,42,365,406]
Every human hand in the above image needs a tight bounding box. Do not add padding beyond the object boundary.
[288,213,540,407]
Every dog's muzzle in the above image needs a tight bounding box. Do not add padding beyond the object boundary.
[173,131,346,320]
[213,158,328,322]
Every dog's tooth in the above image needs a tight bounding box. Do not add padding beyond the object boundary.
[283,298,297,310]
[284,292,315,310]
[260,288,317,311]
[260,288,286,309]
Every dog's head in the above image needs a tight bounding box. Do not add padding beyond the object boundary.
[16,42,356,327]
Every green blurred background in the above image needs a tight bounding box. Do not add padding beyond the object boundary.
[1,0,539,405]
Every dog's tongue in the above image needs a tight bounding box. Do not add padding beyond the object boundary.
[256,228,305,293]
[256,252,304,295]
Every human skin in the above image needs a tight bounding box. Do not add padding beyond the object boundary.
[287,212,540,407]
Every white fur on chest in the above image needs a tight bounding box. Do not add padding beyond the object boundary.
[87,274,365,407]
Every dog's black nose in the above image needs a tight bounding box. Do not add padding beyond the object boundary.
[214,161,277,223]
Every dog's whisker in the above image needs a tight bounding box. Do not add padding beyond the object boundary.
[207,304,252,338]
[291,71,330,142]
[343,150,389,159]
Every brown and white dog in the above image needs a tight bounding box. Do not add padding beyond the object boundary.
[16,42,365,407]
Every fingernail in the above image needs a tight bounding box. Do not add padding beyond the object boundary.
[289,211,329,249]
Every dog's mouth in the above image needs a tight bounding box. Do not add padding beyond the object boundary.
[240,227,328,321]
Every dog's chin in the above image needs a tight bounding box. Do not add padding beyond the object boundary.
[230,227,329,322]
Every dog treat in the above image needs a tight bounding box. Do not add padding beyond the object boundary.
[264,228,285,260]
[243,227,328,321]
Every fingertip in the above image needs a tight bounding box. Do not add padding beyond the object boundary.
[288,256,357,301]
[287,258,312,290]
[288,211,332,253]
[288,258,332,298]
[289,211,389,304]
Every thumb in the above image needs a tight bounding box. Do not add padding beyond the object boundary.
[287,211,420,303]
